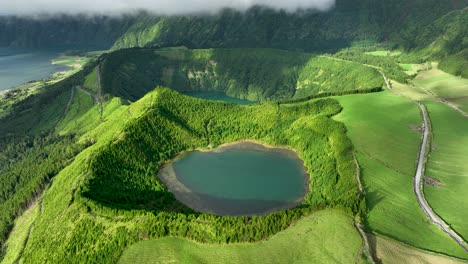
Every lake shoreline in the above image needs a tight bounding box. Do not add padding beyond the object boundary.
[157,139,311,216]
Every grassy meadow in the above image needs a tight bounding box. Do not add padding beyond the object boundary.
[424,102,468,242]
[369,234,468,264]
[118,210,361,264]
[413,65,468,112]
[334,91,468,259]
[364,50,402,57]
[82,67,99,93]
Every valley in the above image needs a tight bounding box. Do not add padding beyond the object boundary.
[0,2,467,264]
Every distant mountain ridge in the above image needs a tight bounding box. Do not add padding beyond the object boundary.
[0,0,466,52]
[0,15,135,49]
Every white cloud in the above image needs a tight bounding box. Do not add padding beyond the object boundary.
[0,0,335,15]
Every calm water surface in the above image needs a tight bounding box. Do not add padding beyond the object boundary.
[159,142,308,215]
[0,48,68,90]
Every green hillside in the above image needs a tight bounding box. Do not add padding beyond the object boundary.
[112,0,467,52]
[0,87,363,263]
[99,47,383,102]
[1,0,466,54]
[118,210,361,264]
[0,3,467,262]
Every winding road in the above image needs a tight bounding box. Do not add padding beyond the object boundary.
[379,69,468,252]
[414,103,468,253]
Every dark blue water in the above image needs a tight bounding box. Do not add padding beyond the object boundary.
[0,48,69,90]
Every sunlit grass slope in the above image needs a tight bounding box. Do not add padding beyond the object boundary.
[370,234,468,264]
[118,210,360,264]
[334,91,468,259]
[413,66,468,112]
[425,102,468,242]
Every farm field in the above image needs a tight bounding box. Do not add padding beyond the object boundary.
[334,91,468,259]
[424,101,468,242]
[118,210,361,264]
[364,50,401,57]
[370,234,468,264]
[413,65,468,112]
[399,63,431,76]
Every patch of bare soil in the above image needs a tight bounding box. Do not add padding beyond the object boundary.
[424,177,444,186]
[409,125,423,132]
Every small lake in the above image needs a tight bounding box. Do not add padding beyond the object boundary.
[0,48,69,91]
[158,141,308,216]
[183,91,255,105]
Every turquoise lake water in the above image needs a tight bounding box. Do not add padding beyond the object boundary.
[0,48,68,91]
[159,142,308,216]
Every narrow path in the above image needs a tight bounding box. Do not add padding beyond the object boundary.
[96,65,102,101]
[413,83,467,117]
[60,86,74,123]
[76,65,103,115]
[414,103,468,252]
[96,65,104,118]
[76,86,98,104]
[380,71,391,91]
[50,86,74,134]
[14,226,33,264]
[352,152,375,264]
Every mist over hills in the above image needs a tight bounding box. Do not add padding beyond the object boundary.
[0,0,466,54]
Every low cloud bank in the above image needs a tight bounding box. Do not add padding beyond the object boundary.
[0,0,336,16]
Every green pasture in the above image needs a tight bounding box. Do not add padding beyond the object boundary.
[118,210,361,264]
[425,102,468,242]
[413,67,468,112]
[334,91,468,259]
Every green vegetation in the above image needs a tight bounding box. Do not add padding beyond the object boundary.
[111,0,465,53]
[0,135,85,247]
[0,59,98,137]
[0,88,362,263]
[413,65,468,112]
[56,89,95,133]
[82,68,98,93]
[118,210,361,264]
[332,48,410,82]
[100,48,382,102]
[365,50,401,57]
[369,234,468,264]
[439,50,468,78]
[334,91,468,258]
[424,102,468,242]
[1,199,40,264]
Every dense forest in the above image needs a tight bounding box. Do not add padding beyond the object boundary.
[12,88,363,263]
[0,135,85,246]
[100,47,383,102]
